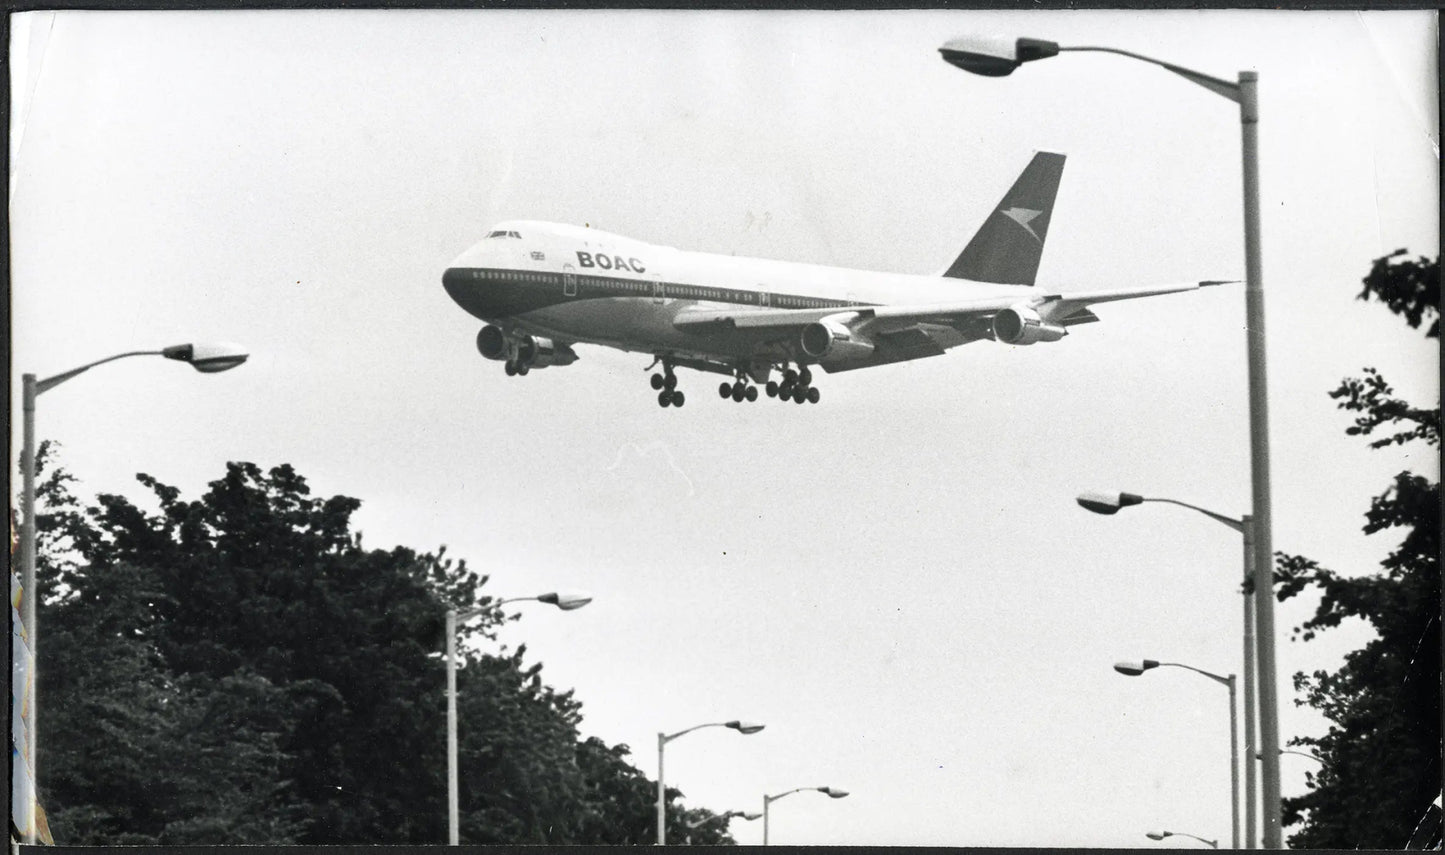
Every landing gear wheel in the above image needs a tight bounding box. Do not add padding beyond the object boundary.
[778,382,794,401]
[807,387,820,404]
[798,366,812,386]
[658,391,672,408]
[719,382,733,399]
[671,390,686,407]
[504,361,518,376]
[746,386,759,402]
[766,381,778,398]
[731,383,746,402]
[783,369,798,384]
[793,387,807,404]
[652,373,665,390]
[516,362,530,376]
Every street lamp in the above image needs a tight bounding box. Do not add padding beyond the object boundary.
[656,719,765,844]
[684,809,761,842]
[16,342,248,844]
[1079,490,1259,848]
[1148,830,1220,848]
[446,591,591,845]
[687,810,762,828]
[1116,659,1239,849]
[944,33,1281,845]
[762,786,848,845]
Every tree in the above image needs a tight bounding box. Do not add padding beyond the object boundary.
[1275,250,1440,848]
[30,454,736,844]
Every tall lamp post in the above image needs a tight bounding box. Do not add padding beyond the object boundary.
[762,786,848,845]
[1116,659,1239,849]
[1079,490,1258,847]
[942,35,1280,847]
[16,342,249,844]
[1148,830,1220,848]
[656,719,765,844]
[446,591,591,845]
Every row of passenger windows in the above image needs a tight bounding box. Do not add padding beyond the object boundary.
[477,269,837,308]
[485,230,523,239]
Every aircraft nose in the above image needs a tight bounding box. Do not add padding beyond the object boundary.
[442,267,473,303]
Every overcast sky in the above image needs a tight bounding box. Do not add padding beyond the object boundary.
[10,9,1439,847]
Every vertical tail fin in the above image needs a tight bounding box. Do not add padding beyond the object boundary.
[941,151,1066,285]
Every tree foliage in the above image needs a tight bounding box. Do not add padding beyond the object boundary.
[1275,251,1440,849]
[30,455,731,844]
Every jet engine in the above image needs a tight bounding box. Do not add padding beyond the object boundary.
[476,325,511,360]
[991,305,1067,346]
[475,325,577,368]
[515,335,577,368]
[800,319,875,362]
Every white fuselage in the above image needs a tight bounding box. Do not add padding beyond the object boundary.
[442,220,1033,367]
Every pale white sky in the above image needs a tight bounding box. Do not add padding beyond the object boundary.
[9,9,1439,847]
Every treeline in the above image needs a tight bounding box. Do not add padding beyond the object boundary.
[1276,250,1440,848]
[31,454,729,844]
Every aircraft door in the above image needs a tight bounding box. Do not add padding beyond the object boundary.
[651,273,664,305]
[564,264,578,297]
[758,287,770,308]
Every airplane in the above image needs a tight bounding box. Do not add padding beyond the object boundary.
[442,151,1226,408]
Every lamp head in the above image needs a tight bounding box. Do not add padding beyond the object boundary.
[738,811,762,821]
[162,342,249,373]
[818,787,849,798]
[1114,659,1161,676]
[1146,831,1170,841]
[939,36,1060,76]
[726,720,766,735]
[1076,491,1146,515]
[536,591,592,611]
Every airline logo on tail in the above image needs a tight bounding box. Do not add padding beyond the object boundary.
[940,150,1066,286]
[1001,207,1044,244]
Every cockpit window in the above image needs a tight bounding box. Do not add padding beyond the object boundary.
[486,230,523,239]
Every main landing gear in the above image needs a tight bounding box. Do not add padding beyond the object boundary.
[645,357,821,409]
[765,365,820,405]
[648,360,685,408]
[718,369,760,403]
[503,359,530,376]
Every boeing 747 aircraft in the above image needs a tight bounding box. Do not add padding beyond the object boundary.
[442,152,1224,408]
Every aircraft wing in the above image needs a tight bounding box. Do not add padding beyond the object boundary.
[672,280,1228,332]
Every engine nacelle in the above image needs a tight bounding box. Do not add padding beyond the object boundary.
[800,319,875,362]
[516,334,577,368]
[475,325,578,367]
[476,324,511,360]
[991,305,1067,346]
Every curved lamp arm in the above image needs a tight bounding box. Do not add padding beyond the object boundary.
[938,36,1239,104]
[35,350,164,394]
[663,719,765,743]
[765,786,848,805]
[1076,491,1243,533]
[687,810,761,828]
[1148,830,1219,848]
[1057,46,1241,103]
[456,591,593,624]
[1115,659,1233,688]
[1140,497,1245,533]
[35,342,249,394]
